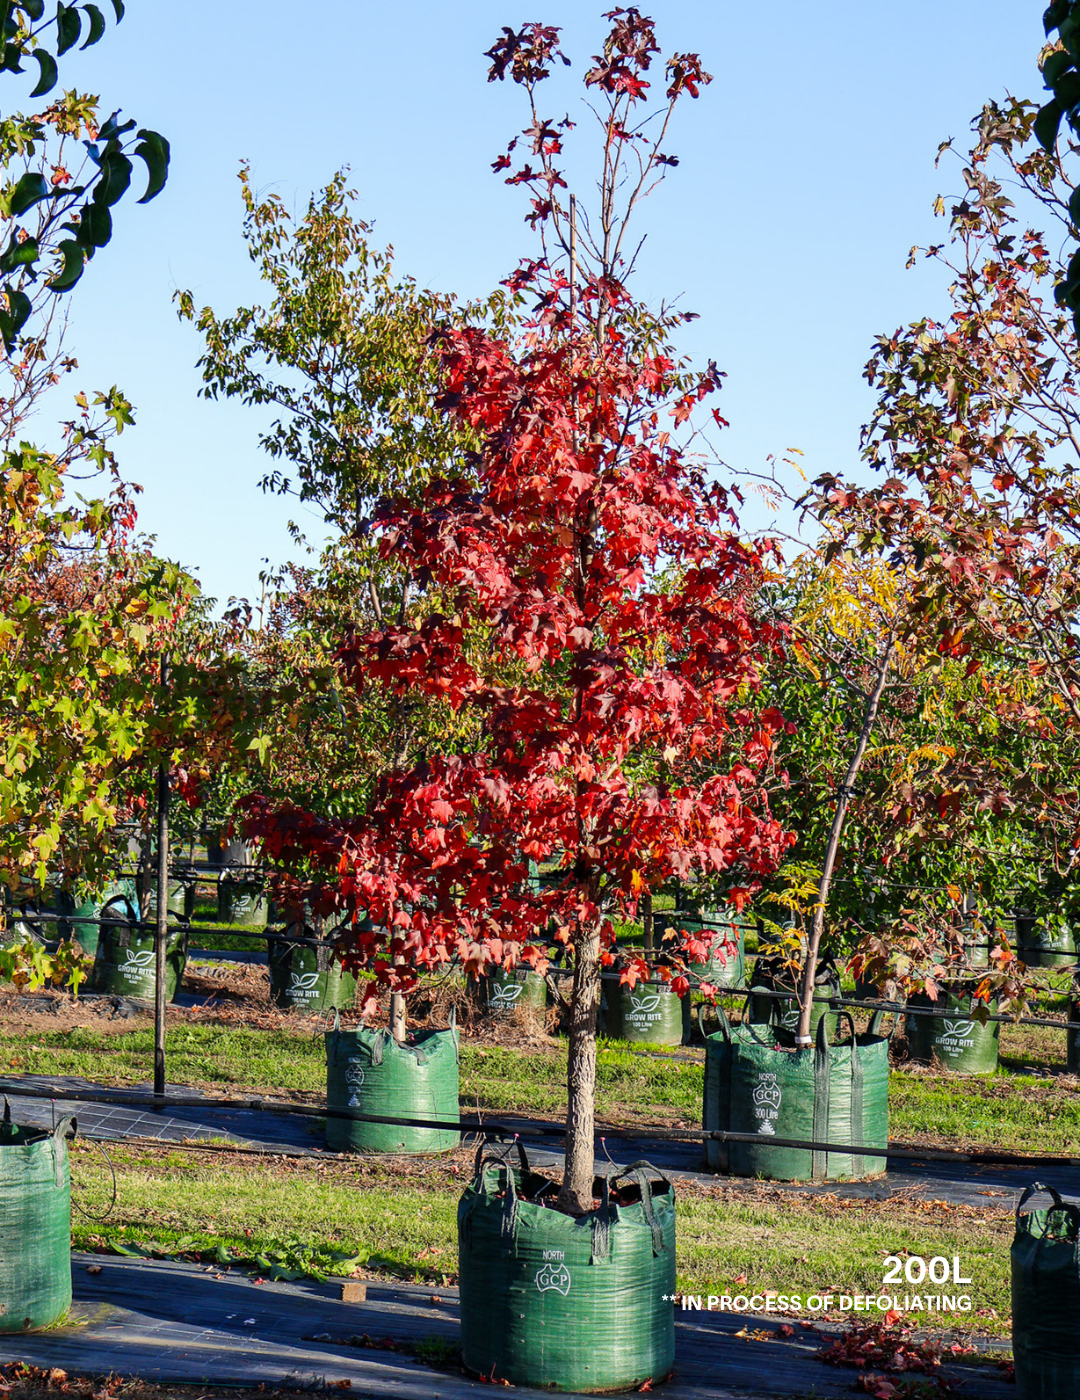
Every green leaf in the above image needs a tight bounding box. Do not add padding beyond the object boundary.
[97,112,135,141]
[134,128,169,203]
[1034,97,1064,151]
[0,232,38,273]
[79,2,104,46]
[46,237,84,291]
[76,199,110,248]
[1068,184,1080,229]
[1055,68,1080,109]
[1046,0,1072,34]
[22,0,45,17]
[9,171,49,215]
[1044,48,1074,87]
[93,148,131,206]
[0,287,32,349]
[28,46,56,94]
[107,0,122,17]
[55,2,80,54]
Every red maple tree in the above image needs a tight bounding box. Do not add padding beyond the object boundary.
[248,10,793,1212]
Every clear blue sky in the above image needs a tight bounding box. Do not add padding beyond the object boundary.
[31,1,1043,608]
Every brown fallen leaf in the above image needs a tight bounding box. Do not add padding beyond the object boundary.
[87,1264,102,1276]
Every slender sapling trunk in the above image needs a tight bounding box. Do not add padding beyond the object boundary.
[795,641,894,1046]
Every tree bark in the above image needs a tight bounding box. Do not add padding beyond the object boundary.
[557,919,601,1214]
[390,971,406,1044]
[795,640,894,1046]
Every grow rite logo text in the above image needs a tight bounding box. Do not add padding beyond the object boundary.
[937,1019,976,1053]
[535,1254,571,1296]
[627,990,663,1024]
[490,981,524,1010]
[289,971,321,999]
[752,1074,781,1134]
[120,948,154,981]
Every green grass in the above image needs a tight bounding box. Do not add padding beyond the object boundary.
[68,1140,1013,1336]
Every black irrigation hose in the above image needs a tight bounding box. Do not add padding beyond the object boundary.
[734,986,1080,1031]
[2,1078,1079,1172]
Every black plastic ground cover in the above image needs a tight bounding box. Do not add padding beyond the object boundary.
[0,1074,1074,1208]
[1,1074,322,1154]
[0,1252,1012,1400]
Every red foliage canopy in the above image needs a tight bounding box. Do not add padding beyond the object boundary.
[247,281,793,1011]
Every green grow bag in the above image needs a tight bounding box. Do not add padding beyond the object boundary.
[906,986,999,1075]
[601,974,689,1045]
[88,898,188,1001]
[481,966,548,1015]
[54,878,137,957]
[0,1102,75,1332]
[136,874,193,922]
[660,909,747,990]
[1012,1182,1080,1399]
[1068,991,1080,1076]
[459,1143,675,1392]
[268,929,357,1014]
[1016,908,1076,970]
[750,955,842,1046]
[702,1007,890,1182]
[325,1016,459,1154]
[218,875,267,929]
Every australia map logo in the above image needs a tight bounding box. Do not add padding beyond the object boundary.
[752,1077,782,1135]
[535,1263,571,1296]
[345,1059,365,1106]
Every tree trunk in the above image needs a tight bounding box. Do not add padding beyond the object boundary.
[390,967,406,1044]
[795,641,894,1046]
[557,919,601,1214]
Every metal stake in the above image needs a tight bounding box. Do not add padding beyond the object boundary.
[153,655,170,1102]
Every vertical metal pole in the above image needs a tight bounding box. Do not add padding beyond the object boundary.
[568,193,577,329]
[153,655,169,1101]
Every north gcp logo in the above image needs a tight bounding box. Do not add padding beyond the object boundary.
[535,1263,571,1296]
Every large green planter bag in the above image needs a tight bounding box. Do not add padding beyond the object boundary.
[0,1102,75,1332]
[660,909,747,989]
[906,986,999,1074]
[459,1143,675,1392]
[750,955,841,1046]
[268,931,357,1014]
[88,898,188,1001]
[601,974,688,1045]
[1016,909,1076,969]
[1012,1183,1080,1398]
[480,966,548,1016]
[218,874,267,929]
[325,1017,459,1154]
[702,1008,890,1182]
